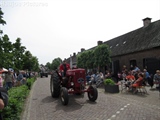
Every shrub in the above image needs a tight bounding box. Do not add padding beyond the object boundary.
[0,77,36,120]
[104,79,115,85]
[26,78,35,90]
[1,85,29,120]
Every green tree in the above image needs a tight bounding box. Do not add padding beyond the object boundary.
[77,44,111,72]
[12,38,26,70]
[23,51,32,70]
[30,56,39,71]
[77,50,95,71]
[0,35,13,68]
[0,7,6,68]
[22,51,39,71]
[0,8,6,25]
[51,57,62,70]
[94,44,111,72]
[85,50,95,69]
[77,52,87,68]
[45,62,51,70]
[0,8,6,34]
[0,8,40,71]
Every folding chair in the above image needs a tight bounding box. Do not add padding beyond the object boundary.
[136,85,147,95]
[132,80,147,95]
[154,81,160,98]
[119,80,128,93]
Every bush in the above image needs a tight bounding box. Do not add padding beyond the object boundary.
[26,78,35,90]
[104,79,115,85]
[0,77,36,120]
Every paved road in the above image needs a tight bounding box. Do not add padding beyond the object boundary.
[21,76,160,120]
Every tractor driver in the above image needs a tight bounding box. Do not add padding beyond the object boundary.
[59,59,70,77]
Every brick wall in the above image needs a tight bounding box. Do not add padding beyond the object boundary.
[111,47,160,73]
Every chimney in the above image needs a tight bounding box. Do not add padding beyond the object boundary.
[73,52,76,56]
[97,40,103,46]
[81,48,85,52]
[142,17,152,27]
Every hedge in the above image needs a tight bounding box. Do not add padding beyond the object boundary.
[0,77,36,120]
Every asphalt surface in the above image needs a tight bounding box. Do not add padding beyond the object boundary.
[21,76,160,120]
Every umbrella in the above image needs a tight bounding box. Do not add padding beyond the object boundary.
[0,68,8,74]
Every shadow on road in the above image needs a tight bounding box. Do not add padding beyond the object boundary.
[41,96,59,103]
[53,94,97,112]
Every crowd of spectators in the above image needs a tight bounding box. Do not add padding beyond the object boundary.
[0,67,37,90]
[0,67,38,119]
[86,65,160,90]
[120,65,160,90]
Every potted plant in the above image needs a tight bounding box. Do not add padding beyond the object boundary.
[104,78,119,93]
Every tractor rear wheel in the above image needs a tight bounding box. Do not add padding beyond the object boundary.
[60,87,69,105]
[88,85,98,102]
[50,71,60,98]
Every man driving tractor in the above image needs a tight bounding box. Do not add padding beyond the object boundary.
[59,59,70,77]
[50,59,98,105]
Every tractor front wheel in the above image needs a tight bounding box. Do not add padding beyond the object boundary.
[88,85,98,102]
[60,87,69,105]
[50,71,60,98]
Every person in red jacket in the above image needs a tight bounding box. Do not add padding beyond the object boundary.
[59,60,70,77]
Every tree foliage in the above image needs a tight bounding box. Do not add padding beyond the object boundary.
[45,62,51,70]
[77,51,87,68]
[0,36,39,71]
[77,50,95,69]
[94,44,111,67]
[23,51,39,71]
[0,35,13,68]
[51,57,62,70]
[0,8,39,71]
[0,8,6,25]
[45,57,62,70]
[77,44,111,71]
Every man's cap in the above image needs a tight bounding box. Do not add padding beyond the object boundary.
[8,68,14,72]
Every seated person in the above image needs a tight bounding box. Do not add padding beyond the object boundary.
[153,70,160,89]
[90,73,96,84]
[59,59,70,77]
[117,72,123,81]
[132,73,144,88]
[126,71,135,86]
[99,72,104,81]
[105,71,112,79]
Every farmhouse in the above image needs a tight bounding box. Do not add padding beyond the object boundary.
[68,17,160,75]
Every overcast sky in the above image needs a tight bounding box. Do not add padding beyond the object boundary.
[0,0,160,65]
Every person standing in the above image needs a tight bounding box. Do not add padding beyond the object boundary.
[143,69,150,85]
[4,70,14,90]
[17,71,24,86]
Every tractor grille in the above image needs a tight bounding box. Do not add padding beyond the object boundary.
[77,78,84,83]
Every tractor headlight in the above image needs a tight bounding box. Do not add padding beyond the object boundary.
[71,82,74,86]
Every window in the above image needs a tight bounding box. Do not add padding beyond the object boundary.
[129,60,137,70]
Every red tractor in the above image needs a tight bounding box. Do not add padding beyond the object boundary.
[50,68,98,105]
